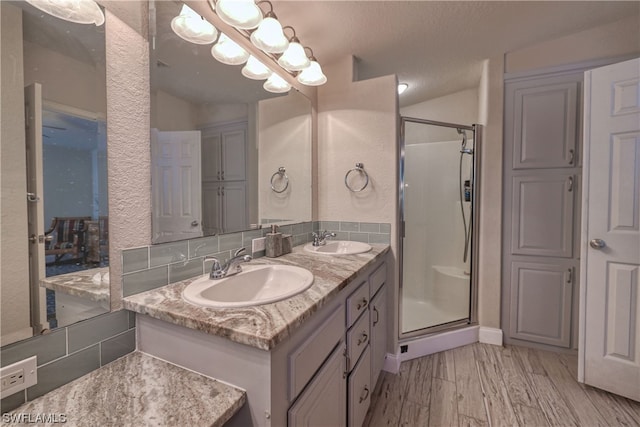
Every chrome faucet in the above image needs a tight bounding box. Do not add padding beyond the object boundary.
[311,230,336,247]
[205,248,252,280]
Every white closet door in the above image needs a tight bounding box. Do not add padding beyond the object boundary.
[581,58,640,401]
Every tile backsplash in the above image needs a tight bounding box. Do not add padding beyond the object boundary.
[1,310,136,413]
[121,220,390,298]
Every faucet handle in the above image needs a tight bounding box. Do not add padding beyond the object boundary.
[233,247,246,257]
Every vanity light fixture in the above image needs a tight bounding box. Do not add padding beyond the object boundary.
[264,73,291,93]
[211,33,250,65]
[277,27,310,72]
[215,0,263,30]
[241,55,273,80]
[398,83,409,94]
[296,48,327,86]
[25,0,105,26]
[171,4,218,45]
[250,1,289,54]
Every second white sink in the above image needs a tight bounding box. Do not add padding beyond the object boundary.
[182,265,314,309]
[303,240,372,255]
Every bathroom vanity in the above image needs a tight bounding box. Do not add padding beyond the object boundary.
[123,244,390,427]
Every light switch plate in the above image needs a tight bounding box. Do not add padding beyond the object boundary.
[1,356,37,398]
[252,237,266,253]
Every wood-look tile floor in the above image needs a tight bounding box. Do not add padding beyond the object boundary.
[364,343,640,426]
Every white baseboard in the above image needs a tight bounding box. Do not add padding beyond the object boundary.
[398,326,480,363]
[478,327,503,346]
[383,352,401,374]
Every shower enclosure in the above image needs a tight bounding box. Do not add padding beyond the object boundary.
[399,117,481,337]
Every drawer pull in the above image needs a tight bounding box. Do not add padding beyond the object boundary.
[359,386,370,403]
[356,297,368,310]
[373,306,379,326]
[357,332,368,346]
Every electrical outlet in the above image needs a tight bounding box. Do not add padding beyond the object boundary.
[0,356,37,398]
[252,237,266,253]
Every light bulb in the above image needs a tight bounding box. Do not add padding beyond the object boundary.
[171,4,217,45]
[277,40,310,72]
[264,73,291,93]
[216,0,263,30]
[241,56,272,80]
[25,0,104,26]
[297,60,327,86]
[211,33,249,65]
[250,14,288,54]
[397,83,409,94]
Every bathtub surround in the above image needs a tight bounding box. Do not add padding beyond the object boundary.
[3,351,246,427]
[0,310,136,413]
[121,220,391,298]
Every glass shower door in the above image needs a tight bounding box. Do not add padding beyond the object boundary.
[400,117,478,336]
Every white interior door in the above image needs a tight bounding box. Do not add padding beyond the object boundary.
[580,58,640,401]
[151,129,203,243]
[24,83,47,334]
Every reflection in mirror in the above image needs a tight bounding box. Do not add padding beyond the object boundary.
[150,1,312,244]
[0,1,109,347]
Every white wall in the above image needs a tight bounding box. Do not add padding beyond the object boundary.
[0,2,32,345]
[258,92,312,223]
[152,90,199,131]
[317,56,398,350]
[401,88,479,126]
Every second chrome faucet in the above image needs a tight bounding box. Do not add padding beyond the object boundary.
[206,248,252,280]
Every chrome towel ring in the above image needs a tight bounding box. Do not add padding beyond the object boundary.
[345,163,369,192]
[270,167,289,193]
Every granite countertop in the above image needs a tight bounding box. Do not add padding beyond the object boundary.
[40,267,110,307]
[3,352,246,427]
[123,244,390,351]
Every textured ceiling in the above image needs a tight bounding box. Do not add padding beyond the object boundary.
[270,1,640,106]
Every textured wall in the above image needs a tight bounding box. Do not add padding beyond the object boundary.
[105,5,151,309]
[317,56,398,349]
[0,2,31,344]
[505,15,640,74]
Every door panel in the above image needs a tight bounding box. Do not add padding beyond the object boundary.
[221,129,246,181]
[583,58,640,401]
[510,261,574,348]
[511,173,575,258]
[511,80,579,169]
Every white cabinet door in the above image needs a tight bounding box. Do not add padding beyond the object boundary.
[348,346,371,427]
[288,343,347,427]
[581,58,640,401]
[202,182,222,235]
[221,128,246,181]
[370,285,387,388]
[509,261,574,348]
[511,173,575,258]
[221,182,247,233]
[202,134,222,182]
[507,77,579,169]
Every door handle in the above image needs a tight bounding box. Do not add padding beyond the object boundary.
[567,268,572,284]
[568,176,574,192]
[373,306,380,326]
[26,192,40,202]
[359,386,370,403]
[589,238,606,249]
[29,234,51,244]
[568,149,575,165]
[357,332,368,346]
[191,220,199,227]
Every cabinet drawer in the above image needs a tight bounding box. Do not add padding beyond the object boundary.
[347,309,370,369]
[369,262,386,298]
[348,345,371,427]
[346,281,369,327]
[289,307,345,400]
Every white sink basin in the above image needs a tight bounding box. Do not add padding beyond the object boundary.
[182,265,314,308]
[303,241,372,255]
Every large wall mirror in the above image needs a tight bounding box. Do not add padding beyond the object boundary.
[150,0,312,244]
[1,1,109,346]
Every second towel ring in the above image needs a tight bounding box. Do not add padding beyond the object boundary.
[271,167,289,193]
[345,163,369,192]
